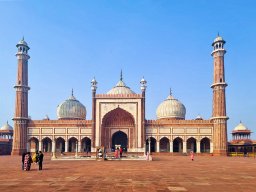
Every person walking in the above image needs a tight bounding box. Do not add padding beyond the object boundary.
[190,151,194,161]
[21,152,26,170]
[38,151,44,171]
[120,147,123,158]
[114,148,119,159]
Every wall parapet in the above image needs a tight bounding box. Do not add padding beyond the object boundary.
[96,94,142,98]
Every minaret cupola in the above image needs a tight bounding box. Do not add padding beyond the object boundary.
[16,37,30,55]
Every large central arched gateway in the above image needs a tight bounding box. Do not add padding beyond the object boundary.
[112,131,128,150]
[101,108,135,151]
[93,78,145,152]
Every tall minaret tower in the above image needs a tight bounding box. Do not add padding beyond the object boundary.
[11,37,30,155]
[140,76,147,147]
[211,35,228,156]
[91,77,97,151]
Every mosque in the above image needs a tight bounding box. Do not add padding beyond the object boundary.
[1,35,253,156]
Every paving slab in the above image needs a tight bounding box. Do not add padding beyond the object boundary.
[0,155,256,191]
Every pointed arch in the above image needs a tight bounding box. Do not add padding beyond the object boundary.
[160,137,170,152]
[68,137,78,152]
[111,131,128,151]
[173,137,183,152]
[187,137,197,153]
[56,137,65,153]
[200,137,210,153]
[102,107,135,127]
[101,107,135,150]
[28,137,39,152]
[146,137,156,152]
[42,137,52,152]
[81,137,91,152]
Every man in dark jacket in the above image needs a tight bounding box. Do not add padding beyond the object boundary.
[21,152,26,170]
[38,151,44,170]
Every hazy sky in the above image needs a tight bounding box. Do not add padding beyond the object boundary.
[0,0,255,139]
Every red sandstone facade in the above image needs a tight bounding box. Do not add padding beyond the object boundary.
[11,36,228,156]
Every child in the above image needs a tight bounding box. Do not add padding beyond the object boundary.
[190,151,194,161]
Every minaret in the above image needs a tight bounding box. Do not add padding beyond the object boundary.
[91,77,97,150]
[211,34,228,156]
[11,37,30,155]
[140,76,147,148]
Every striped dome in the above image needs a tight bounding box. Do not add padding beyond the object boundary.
[156,94,186,120]
[57,93,86,120]
[107,80,135,95]
[0,122,13,131]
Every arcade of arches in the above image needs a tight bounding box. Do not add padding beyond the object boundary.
[28,135,211,154]
[28,137,92,153]
[146,137,211,153]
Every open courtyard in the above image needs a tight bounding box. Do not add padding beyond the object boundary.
[0,155,256,192]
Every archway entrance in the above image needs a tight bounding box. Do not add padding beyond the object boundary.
[101,108,135,151]
[29,137,39,152]
[81,137,91,152]
[56,137,65,153]
[187,137,197,153]
[146,137,156,152]
[173,137,183,153]
[200,137,210,153]
[42,137,52,152]
[68,137,78,152]
[160,137,170,152]
[112,131,128,151]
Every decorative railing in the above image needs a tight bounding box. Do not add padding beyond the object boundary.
[96,94,142,98]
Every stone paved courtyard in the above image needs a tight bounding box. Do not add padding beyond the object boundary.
[0,155,256,192]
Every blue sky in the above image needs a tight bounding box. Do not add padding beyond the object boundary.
[0,0,255,139]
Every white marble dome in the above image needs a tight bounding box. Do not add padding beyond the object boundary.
[0,122,13,131]
[156,94,186,120]
[57,93,86,120]
[195,115,203,120]
[17,37,29,47]
[107,79,135,95]
[234,122,248,131]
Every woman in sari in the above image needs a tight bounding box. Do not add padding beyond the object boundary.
[24,152,32,171]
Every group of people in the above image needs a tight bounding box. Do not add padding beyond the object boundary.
[114,147,123,158]
[22,150,44,171]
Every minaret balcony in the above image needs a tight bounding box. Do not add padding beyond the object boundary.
[211,82,228,88]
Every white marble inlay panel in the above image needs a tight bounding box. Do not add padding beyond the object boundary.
[146,128,157,134]
[81,129,92,134]
[200,129,212,134]
[186,128,198,134]
[54,129,66,134]
[42,128,53,134]
[160,128,171,134]
[28,128,39,134]
[173,128,185,134]
[68,128,79,134]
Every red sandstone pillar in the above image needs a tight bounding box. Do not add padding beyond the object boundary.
[12,38,30,155]
[211,35,228,156]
